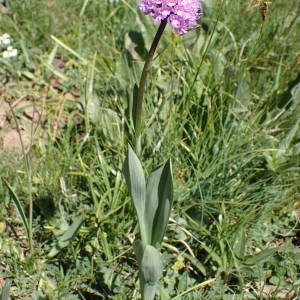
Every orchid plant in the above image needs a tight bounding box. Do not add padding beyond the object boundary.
[123,1,202,299]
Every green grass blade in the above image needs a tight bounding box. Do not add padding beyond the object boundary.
[50,35,88,63]
[1,178,31,248]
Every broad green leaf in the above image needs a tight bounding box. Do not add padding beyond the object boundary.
[243,248,277,266]
[134,242,162,300]
[233,228,246,259]
[140,245,163,300]
[123,145,148,243]
[141,245,163,283]
[141,282,158,300]
[151,159,173,246]
[145,163,165,245]
[48,245,60,258]
[58,215,83,248]
[133,239,146,265]
[49,216,83,257]
[184,254,206,276]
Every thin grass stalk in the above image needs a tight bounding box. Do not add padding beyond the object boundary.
[190,5,223,94]
[7,101,33,254]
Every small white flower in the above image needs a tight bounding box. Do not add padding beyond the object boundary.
[2,46,18,58]
[0,33,11,46]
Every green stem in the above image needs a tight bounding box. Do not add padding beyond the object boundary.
[134,20,167,154]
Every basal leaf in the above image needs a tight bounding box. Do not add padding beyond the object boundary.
[141,245,163,283]
[133,239,146,265]
[49,216,83,257]
[151,159,173,246]
[58,215,84,248]
[123,145,148,243]
[233,228,246,260]
[134,242,162,300]
[243,248,278,266]
[145,163,165,245]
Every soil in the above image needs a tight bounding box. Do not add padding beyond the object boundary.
[0,74,78,153]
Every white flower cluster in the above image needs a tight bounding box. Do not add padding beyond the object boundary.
[0,33,18,58]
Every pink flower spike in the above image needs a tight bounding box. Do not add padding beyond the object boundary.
[139,0,201,34]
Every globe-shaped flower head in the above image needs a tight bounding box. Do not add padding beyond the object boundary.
[139,0,202,34]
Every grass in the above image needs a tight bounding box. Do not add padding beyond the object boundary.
[0,0,299,299]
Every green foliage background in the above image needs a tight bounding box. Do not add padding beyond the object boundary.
[0,0,299,299]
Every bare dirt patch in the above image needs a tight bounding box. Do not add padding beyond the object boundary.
[0,76,78,154]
